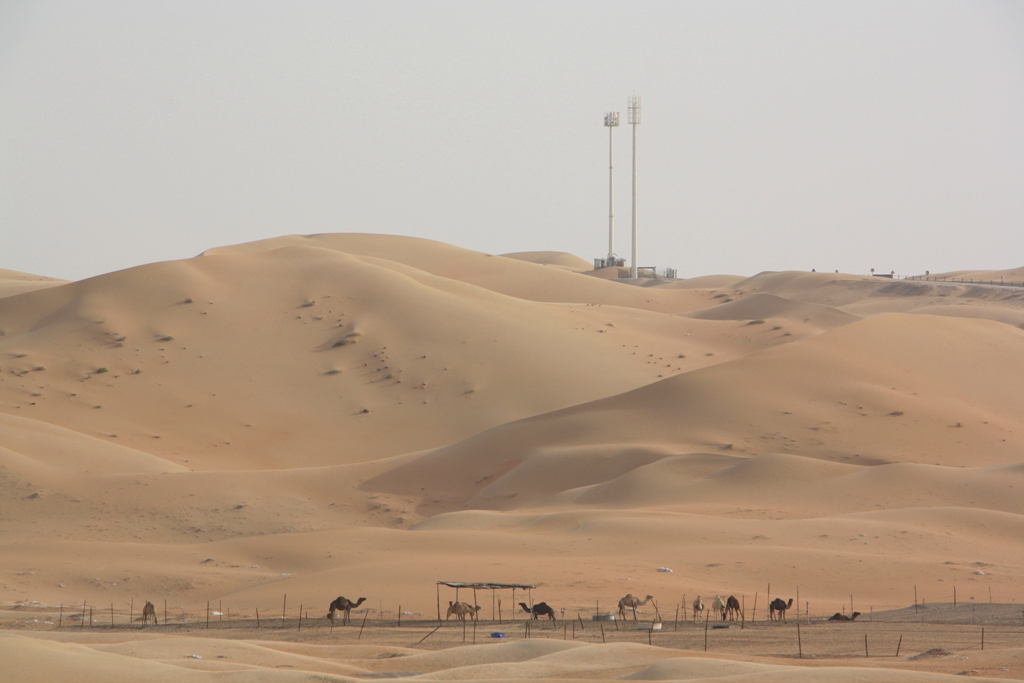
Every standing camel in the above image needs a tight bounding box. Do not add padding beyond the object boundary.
[141,601,157,626]
[711,595,726,620]
[725,596,741,621]
[519,602,557,621]
[617,594,654,621]
[769,597,793,622]
[447,601,481,621]
[692,596,704,622]
[327,596,366,625]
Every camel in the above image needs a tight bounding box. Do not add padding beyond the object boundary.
[711,595,726,620]
[725,595,741,621]
[519,601,556,621]
[617,594,654,621]
[141,601,157,626]
[446,601,481,621]
[327,596,366,625]
[769,597,793,622]
[828,611,861,621]
[692,596,704,622]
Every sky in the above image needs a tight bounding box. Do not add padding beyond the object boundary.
[1,0,1022,281]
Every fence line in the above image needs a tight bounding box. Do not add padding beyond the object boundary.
[902,275,1024,287]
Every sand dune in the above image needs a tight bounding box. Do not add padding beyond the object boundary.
[928,266,1024,282]
[2,629,1017,682]
[0,268,66,299]
[682,291,860,331]
[500,251,593,272]
[369,312,1024,511]
[1,235,1022,682]
[202,233,713,313]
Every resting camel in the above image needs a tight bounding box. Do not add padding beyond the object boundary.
[828,611,861,621]
[141,601,157,626]
[446,601,481,621]
[711,595,726,620]
[692,596,704,622]
[519,601,556,621]
[617,594,654,621]
[769,597,793,622]
[725,595,741,621]
[327,596,366,625]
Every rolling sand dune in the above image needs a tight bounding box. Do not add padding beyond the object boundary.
[682,291,861,331]
[0,268,66,299]
[1,234,1023,682]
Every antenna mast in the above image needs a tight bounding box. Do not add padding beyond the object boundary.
[628,96,641,279]
[604,112,620,263]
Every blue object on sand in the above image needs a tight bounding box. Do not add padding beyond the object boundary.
[491,632,505,638]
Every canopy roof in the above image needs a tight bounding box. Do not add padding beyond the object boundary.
[437,581,536,590]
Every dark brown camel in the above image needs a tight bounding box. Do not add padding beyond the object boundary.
[828,611,861,621]
[769,597,793,622]
[141,601,157,626]
[725,595,741,621]
[519,601,556,621]
[327,596,366,625]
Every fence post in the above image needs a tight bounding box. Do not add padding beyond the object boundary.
[797,623,802,658]
[359,609,369,640]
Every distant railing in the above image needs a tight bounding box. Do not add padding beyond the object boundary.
[902,275,1024,287]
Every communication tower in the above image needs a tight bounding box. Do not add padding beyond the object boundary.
[604,112,620,264]
[628,96,641,279]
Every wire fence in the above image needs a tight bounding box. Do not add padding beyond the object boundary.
[7,597,1023,660]
[902,275,1024,287]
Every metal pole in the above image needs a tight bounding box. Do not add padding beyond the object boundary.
[608,117,615,261]
[629,97,640,279]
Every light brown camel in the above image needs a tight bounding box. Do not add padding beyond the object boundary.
[769,597,793,622]
[692,596,704,622]
[519,602,556,621]
[617,594,654,621]
[725,595,741,621]
[446,601,481,621]
[711,595,726,620]
[327,596,366,625]
[141,601,157,626]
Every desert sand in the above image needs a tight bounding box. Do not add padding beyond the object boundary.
[1,233,1023,681]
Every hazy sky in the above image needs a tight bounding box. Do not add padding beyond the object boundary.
[2,0,1022,281]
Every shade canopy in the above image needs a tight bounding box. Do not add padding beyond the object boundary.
[437,581,536,590]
